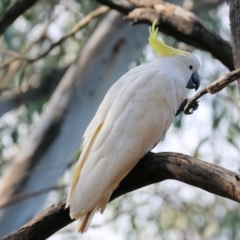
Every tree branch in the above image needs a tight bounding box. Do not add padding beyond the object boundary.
[0,66,68,117]
[177,68,240,115]
[0,0,40,36]
[97,0,234,71]
[0,185,67,209]
[97,0,134,14]
[3,152,240,240]
[27,6,110,63]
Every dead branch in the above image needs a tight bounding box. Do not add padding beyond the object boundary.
[2,152,240,240]
[176,68,240,115]
[97,0,234,71]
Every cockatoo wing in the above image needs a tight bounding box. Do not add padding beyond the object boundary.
[66,64,149,207]
[66,66,182,233]
[82,63,150,147]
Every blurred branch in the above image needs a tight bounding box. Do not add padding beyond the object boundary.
[28,6,110,63]
[0,55,26,70]
[0,0,40,36]
[97,0,234,70]
[0,6,109,70]
[0,185,67,209]
[0,66,68,117]
[178,68,240,115]
[0,12,62,92]
[3,151,240,239]
[0,60,22,90]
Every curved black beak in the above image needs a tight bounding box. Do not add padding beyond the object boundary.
[186,72,200,91]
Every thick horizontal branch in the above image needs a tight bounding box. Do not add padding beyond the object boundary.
[98,0,234,70]
[178,67,240,115]
[3,152,240,240]
[0,0,39,36]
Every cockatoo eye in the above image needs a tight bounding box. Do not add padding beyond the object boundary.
[189,65,193,70]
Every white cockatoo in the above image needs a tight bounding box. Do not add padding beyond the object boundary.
[66,20,200,233]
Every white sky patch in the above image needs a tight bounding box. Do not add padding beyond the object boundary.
[14,16,30,33]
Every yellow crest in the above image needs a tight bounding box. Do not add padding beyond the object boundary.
[148,20,189,57]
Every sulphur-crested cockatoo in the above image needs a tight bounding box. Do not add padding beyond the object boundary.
[66,20,200,233]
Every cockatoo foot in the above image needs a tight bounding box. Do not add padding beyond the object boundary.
[175,99,199,116]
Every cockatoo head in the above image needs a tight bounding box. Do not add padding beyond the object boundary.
[149,20,200,90]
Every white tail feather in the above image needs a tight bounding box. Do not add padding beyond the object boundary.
[75,207,98,233]
[99,192,112,214]
[74,193,112,233]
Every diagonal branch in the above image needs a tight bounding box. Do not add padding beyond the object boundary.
[3,152,240,240]
[177,68,240,115]
[97,0,234,71]
[0,6,110,70]
[0,185,67,209]
[0,0,40,36]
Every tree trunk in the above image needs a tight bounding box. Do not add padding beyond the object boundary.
[229,0,240,90]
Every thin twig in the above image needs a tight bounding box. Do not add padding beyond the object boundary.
[0,60,22,91]
[182,68,240,114]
